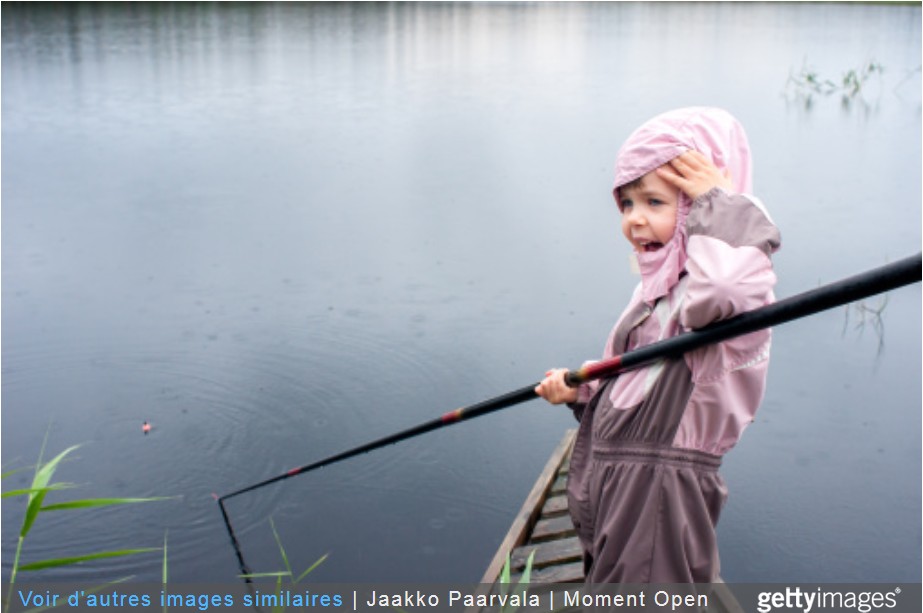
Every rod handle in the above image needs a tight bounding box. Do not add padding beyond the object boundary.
[563,370,583,387]
[564,355,624,388]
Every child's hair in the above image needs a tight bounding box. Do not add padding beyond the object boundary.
[615,176,644,209]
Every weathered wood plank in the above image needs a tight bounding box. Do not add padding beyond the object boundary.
[512,561,584,584]
[541,493,568,517]
[550,474,567,495]
[531,515,576,542]
[510,536,583,571]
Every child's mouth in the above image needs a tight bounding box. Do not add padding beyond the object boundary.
[639,241,663,252]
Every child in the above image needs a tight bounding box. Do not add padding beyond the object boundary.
[535,107,781,583]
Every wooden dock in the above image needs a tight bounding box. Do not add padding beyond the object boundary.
[481,429,583,584]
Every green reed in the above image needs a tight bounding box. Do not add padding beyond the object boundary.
[785,59,884,107]
[498,549,535,613]
[238,517,328,613]
[2,435,169,613]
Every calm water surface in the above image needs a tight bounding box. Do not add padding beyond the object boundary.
[2,2,920,583]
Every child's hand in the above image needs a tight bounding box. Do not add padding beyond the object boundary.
[655,150,733,200]
[535,368,579,405]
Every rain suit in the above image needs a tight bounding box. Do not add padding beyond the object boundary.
[567,107,781,583]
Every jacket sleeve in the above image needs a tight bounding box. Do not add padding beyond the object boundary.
[566,378,596,422]
[680,188,781,330]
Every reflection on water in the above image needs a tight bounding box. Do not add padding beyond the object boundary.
[2,1,920,583]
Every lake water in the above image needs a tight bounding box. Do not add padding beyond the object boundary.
[2,2,920,584]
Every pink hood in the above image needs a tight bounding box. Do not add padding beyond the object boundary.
[613,107,754,304]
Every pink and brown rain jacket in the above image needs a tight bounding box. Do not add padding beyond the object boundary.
[568,107,781,583]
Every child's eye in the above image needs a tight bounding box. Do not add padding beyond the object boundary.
[620,199,633,210]
[649,198,664,206]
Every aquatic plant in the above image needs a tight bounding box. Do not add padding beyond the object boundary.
[497,549,535,613]
[784,59,884,108]
[840,63,884,97]
[238,518,328,613]
[2,436,168,613]
[843,295,889,357]
[162,532,169,613]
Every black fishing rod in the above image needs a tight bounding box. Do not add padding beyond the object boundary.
[566,252,921,386]
[218,252,920,568]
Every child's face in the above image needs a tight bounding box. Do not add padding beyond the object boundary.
[619,167,679,253]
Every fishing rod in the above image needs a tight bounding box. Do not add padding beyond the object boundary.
[566,252,921,386]
[217,252,920,568]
